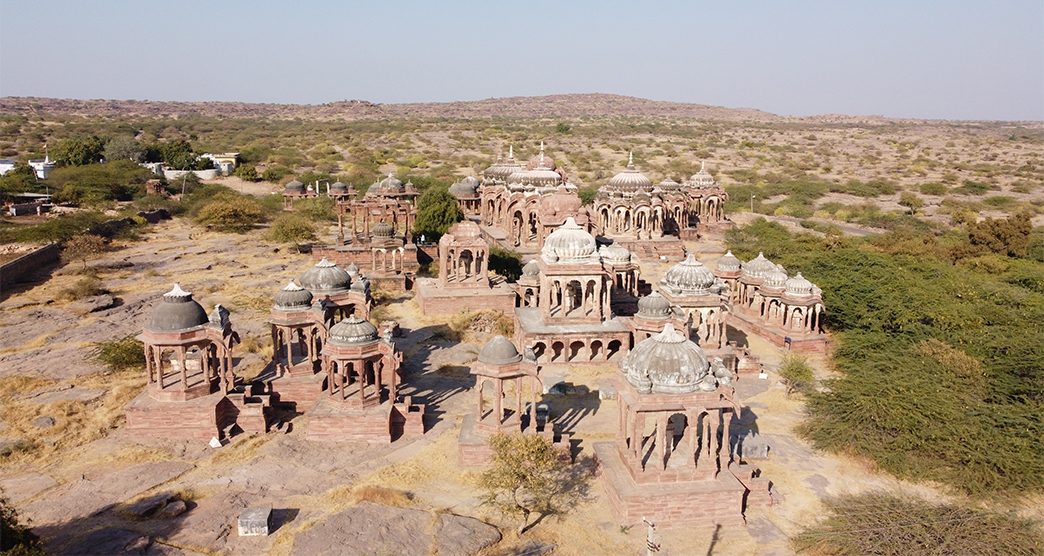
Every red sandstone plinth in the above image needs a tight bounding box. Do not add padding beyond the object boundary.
[125,390,237,441]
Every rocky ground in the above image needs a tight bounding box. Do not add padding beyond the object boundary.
[0,218,955,555]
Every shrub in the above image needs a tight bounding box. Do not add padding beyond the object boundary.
[266,214,318,243]
[62,234,107,270]
[92,336,145,372]
[59,276,106,301]
[0,212,107,244]
[194,194,267,233]
[293,196,336,222]
[233,164,260,182]
[778,354,814,395]
[919,182,948,196]
[898,192,924,215]
[792,493,1043,556]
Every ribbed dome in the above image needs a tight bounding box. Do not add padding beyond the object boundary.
[785,272,814,297]
[716,250,742,272]
[521,259,540,278]
[284,180,304,192]
[350,275,371,294]
[372,221,395,238]
[447,220,482,238]
[764,265,788,289]
[483,147,525,182]
[606,152,652,190]
[147,284,209,332]
[688,161,716,188]
[662,254,716,292]
[328,315,378,345]
[622,324,710,395]
[637,292,672,319]
[370,173,404,195]
[659,178,681,189]
[273,280,313,310]
[742,252,776,279]
[599,243,631,263]
[478,335,523,365]
[541,217,597,263]
[299,258,351,294]
[449,177,480,198]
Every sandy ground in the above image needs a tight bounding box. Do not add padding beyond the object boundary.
[0,218,969,555]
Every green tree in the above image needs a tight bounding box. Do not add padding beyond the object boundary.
[266,214,318,243]
[413,187,462,241]
[195,194,267,233]
[233,164,260,182]
[158,139,196,170]
[51,135,105,166]
[194,156,215,171]
[778,354,814,396]
[966,212,1033,258]
[479,433,589,534]
[898,191,924,215]
[62,234,107,271]
[577,186,598,205]
[103,135,144,162]
[0,162,39,200]
[555,122,571,133]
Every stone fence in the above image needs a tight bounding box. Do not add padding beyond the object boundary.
[0,243,60,297]
[163,169,220,181]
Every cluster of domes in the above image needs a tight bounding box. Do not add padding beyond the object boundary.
[299,258,352,294]
[482,146,525,182]
[721,251,820,299]
[147,283,210,332]
[541,217,598,263]
[622,324,716,394]
[328,315,378,345]
[660,253,725,296]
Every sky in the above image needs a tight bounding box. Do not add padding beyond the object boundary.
[1,0,1042,120]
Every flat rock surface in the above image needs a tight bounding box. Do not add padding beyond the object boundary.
[0,472,58,503]
[290,503,500,556]
[23,385,106,404]
[24,461,194,524]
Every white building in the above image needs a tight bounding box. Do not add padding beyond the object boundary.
[28,155,56,179]
[0,159,15,176]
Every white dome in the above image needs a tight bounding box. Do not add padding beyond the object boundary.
[662,253,716,292]
[541,217,597,263]
[764,265,788,289]
[717,250,741,272]
[599,243,631,263]
[741,252,776,279]
[785,272,815,297]
[622,324,712,395]
[606,153,652,190]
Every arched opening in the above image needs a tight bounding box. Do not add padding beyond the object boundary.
[590,340,602,360]
[551,341,564,362]
[607,339,622,360]
[568,340,584,361]
[531,342,546,360]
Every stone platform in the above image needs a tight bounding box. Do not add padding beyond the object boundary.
[125,390,237,441]
[306,396,427,443]
[514,307,632,364]
[414,278,517,315]
[594,441,747,527]
[266,370,326,412]
[728,313,828,354]
[615,237,687,261]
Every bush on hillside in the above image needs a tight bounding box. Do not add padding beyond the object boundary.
[194,194,267,233]
[266,214,318,243]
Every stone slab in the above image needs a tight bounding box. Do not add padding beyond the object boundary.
[238,506,272,537]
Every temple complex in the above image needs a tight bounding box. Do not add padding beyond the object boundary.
[312,173,420,291]
[715,251,827,352]
[126,284,270,440]
[595,323,772,526]
[414,220,516,315]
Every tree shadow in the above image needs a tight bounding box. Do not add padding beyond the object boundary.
[725,324,749,350]
[731,406,769,462]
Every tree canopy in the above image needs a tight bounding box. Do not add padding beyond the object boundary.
[51,135,105,166]
[413,186,462,241]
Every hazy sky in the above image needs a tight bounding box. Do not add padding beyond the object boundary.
[1,0,1042,120]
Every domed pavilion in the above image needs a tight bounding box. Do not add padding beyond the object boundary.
[595,323,773,527]
[415,220,516,315]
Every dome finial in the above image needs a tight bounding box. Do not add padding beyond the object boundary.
[166,283,191,297]
[628,150,634,168]
[508,144,514,159]
[700,160,705,172]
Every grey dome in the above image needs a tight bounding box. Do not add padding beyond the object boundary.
[372,221,395,238]
[449,176,480,198]
[606,152,652,190]
[350,275,370,294]
[299,258,351,294]
[284,180,304,192]
[330,181,350,192]
[637,292,672,319]
[541,217,597,263]
[785,272,814,297]
[741,252,776,279]
[662,253,716,292]
[478,335,523,365]
[345,262,360,276]
[274,280,313,310]
[599,243,631,264]
[328,315,378,345]
[521,259,540,278]
[621,323,710,395]
[148,284,209,332]
[374,173,404,194]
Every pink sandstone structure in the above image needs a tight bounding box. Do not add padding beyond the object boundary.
[126,284,270,440]
[414,220,516,315]
[715,251,827,352]
[595,323,772,526]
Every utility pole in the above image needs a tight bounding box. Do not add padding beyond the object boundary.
[750,193,756,213]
